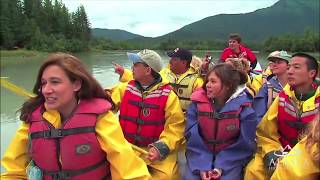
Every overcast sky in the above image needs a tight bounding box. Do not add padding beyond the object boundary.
[62,0,279,37]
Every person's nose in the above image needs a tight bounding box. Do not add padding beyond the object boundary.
[206,82,211,89]
[287,67,294,75]
[42,83,53,94]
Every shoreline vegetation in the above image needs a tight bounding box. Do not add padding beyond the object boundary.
[0,49,48,58]
[1,0,319,55]
[0,49,319,59]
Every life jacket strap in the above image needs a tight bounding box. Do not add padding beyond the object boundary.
[30,127,95,139]
[285,120,307,130]
[198,111,239,120]
[128,100,159,109]
[124,133,158,144]
[120,115,165,125]
[207,138,237,145]
[45,159,108,180]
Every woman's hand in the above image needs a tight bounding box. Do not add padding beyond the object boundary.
[200,168,222,180]
[210,168,222,179]
[112,61,124,76]
[201,54,211,71]
[200,171,212,180]
[146,147,160,162]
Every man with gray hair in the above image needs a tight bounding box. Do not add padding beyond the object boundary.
[111,49,185,179]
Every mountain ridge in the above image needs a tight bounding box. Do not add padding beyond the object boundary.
[91,28,145,41]
[92,0,319,44]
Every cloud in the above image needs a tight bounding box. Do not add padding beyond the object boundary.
[127,21,144,29]
[62,0,278,37]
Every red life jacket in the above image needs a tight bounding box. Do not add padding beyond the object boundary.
[119,80,171,146]
[277,90,319,148]
[28,98,112,180]
[191,89,250,153]
[220,45,256,65]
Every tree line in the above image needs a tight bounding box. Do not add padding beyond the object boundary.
[1,0,90,52]
[1,0,318,53]
[263,28,319,52]
[90,28,319,52]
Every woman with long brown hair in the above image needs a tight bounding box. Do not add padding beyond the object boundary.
[1,53,150,180]
[184,63,258,180]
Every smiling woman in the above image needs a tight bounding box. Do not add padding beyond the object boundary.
[40,65,82,120]
[1,53,151,180]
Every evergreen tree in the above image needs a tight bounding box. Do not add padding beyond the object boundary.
[1,0,92,52]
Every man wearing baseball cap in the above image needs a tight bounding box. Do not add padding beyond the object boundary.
[253,50,291,122]
[165,48,204,112]
[163,48,204,176]
[114,48,204,112]
[111,49,185,179]
[112,48,203,177]
[245,52,319,179]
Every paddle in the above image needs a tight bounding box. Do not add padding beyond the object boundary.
[0,77,35,98]
[0,77,150,160]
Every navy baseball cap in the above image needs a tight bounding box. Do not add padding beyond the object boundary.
[166,48,192,61]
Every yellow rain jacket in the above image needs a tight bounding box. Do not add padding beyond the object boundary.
[1,109,151,180]
[119,67,203,111]
[248,67,273,96]
[161,67,203,111]
[246,74,258,97]
[111,80,185,179]
[245,85,320,180]
[271,137,319,180]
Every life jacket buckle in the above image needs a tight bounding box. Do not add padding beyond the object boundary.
[51,171,71,180]
[136,118,145,125]
[134,134,142,142]
[44,129,64,138]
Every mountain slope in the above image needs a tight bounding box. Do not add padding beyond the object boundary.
[91,28,144,41]
[131,0,319,44]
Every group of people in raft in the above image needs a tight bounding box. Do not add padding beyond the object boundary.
[1,33,319,180]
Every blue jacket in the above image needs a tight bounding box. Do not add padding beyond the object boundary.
[253,76,283,122]
[185,88,257,179]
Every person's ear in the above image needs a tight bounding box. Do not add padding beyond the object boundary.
[308,70,316,80]
[182,60,188,66]
[73,79,82,92]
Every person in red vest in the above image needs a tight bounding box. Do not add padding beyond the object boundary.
[245,53,319,179]
[220,33,258,70]
[1,53,150,180]
[111,49,185,179]
[184,63,258,180]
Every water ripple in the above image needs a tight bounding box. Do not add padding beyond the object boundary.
[0,113,19,124]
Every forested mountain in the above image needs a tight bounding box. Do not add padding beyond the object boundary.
[90,0,319,51]
[1,0,318,52]
[1,0,91,52]
[91,28,144,41]
[153,0,319,43]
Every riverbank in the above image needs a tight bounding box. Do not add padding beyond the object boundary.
[1,49,319,60]
[0,49,47,58]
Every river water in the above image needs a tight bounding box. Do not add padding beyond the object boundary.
[0,50,317,172]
